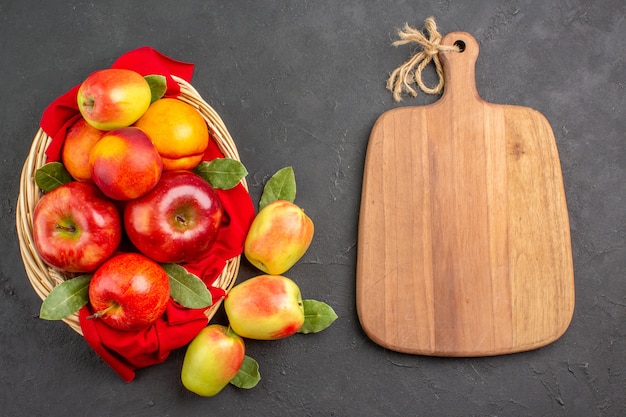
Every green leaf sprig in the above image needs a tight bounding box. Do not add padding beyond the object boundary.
[230,355,261,389]
[193,158,248,190]
[258,166,296,211]
[162,263,212,309]
[39,274,91,320]
[34,162,73,192]
[144,74,167,103]
[298,299,338,334]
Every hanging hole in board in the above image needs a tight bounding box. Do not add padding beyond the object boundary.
[454,40,466,52]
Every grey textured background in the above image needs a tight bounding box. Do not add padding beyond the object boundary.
[1,1,624,416]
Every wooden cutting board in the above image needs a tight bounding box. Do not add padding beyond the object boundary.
[356,31,575,356]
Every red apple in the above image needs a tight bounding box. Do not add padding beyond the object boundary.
[244,200,314,275]
[77,68,152,131]
[32,181,122,273]
[123,170,223,263]
[181,324,245,397]
[224,274,305,340]
[89,126,163,200]
[88,252,170,331]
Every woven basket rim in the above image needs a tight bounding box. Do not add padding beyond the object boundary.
[16,75,245,335]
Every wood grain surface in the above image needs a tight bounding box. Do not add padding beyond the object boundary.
[356,32,575,356]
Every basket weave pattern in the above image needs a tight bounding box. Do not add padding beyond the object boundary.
[16,76,245,335]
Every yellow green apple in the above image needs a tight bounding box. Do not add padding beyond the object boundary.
[244,200,314,275]
[77,68,151,131]
[181,324,245,397]
[224,275,305,340]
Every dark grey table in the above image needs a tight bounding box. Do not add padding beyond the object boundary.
[2,1,624,416]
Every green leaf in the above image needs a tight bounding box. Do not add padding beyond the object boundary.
[39,274,91,320]
[230,355,261,389]
[162,263,212,309]
[35,162,73,192]
[145,74,167,103]
[259,166,296,211]
[297,299,338,334]
[193,158,248,190]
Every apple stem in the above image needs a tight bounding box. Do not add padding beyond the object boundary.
[86,303,117,320]
[225,325,238,338]
[81,97,95,110]
[55,223,76,233]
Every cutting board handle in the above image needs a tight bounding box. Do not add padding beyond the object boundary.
[439,32,481,104]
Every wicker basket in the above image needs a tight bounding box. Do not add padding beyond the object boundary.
[16,75,246,335]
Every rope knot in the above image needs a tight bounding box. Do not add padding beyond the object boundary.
[422,43,442,57]
[386,17,459,102]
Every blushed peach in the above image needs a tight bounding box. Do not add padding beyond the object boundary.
[89,127,163,200]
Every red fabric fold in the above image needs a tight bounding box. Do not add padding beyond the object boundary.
[111,46,194,94]
[39,47,254,382]
[79,301,209,383]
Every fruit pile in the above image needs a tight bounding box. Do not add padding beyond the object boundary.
[29,63,336,396]
[34,68,238,327]
[183,167,337,396]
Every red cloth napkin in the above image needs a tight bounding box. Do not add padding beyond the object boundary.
[39,46,255,382]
